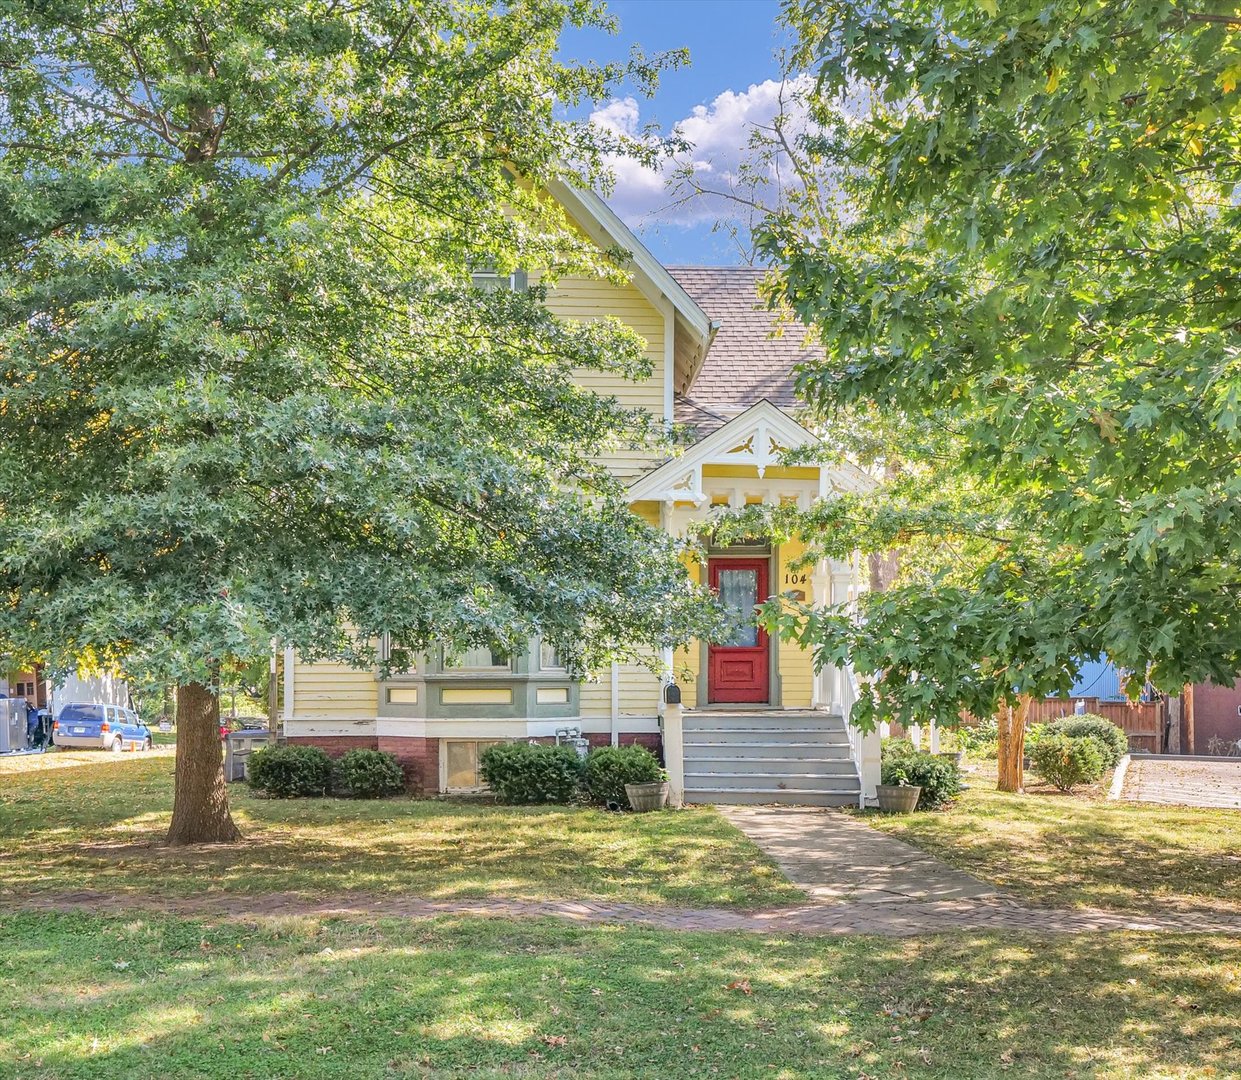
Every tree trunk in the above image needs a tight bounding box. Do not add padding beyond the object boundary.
[166,680,241,846]
[996,695,1031,793]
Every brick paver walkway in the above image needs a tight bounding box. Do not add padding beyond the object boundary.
[23,888,1241,937]
[15,801,1241,938]
[1124,755,1241,809]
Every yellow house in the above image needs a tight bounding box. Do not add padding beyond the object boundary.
[285,182,882,806]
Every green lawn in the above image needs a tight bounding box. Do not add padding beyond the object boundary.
[859,781,1241,913]
[2,913,1238,1080]
[0,756,799,909]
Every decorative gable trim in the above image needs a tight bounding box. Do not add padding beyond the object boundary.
[627,400,873,506]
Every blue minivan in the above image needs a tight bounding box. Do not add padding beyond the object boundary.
[53,703,153,752]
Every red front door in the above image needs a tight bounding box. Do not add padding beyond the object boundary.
[708,558,770,703]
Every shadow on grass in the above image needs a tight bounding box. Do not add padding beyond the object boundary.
[0,758,799,909]
[1,913,1238,1080]
[861,785,1241,912]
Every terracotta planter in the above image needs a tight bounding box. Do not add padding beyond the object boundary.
[876,783,922,813]
[625,781,669,812]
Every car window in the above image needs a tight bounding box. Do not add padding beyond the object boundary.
[62,704,102,723]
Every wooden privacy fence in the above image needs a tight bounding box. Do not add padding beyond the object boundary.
[1024,697,1165,754]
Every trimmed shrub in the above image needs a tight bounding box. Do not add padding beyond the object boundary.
[1024,722,1050,753]
[1030,733,1106,792]
[956,720,999,758]
[1044,714,1128,767]
[880,741,962,809]
[248,744,333,798]
[479,742,584,804]
[584,745,664,808]
[334,749,405,798]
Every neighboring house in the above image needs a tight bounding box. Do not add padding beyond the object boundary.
[2,664,127,716]
[1182,680,1241,755]
[50,671,130,718]
[3,666,48,708]
[285,183,880,805]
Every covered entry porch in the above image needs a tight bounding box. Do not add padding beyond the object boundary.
[626,401,883,806]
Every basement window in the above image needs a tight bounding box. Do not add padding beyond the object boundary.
[442,739,505,792]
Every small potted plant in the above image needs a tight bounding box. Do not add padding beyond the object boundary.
[625,767,670,812]
[876,757,922,813]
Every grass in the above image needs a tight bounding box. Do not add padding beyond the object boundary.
[859,775,1241,913]
[2,912,1238,1079]
[0,756,799,909]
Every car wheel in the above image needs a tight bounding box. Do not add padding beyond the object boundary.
[142,737,153,752]
[111,736,124,753]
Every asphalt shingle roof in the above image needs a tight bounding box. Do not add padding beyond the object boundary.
[667,267,822,436]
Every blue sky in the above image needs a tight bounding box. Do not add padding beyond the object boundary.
[559,1,789,265]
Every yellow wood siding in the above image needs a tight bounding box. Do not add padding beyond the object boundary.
[630,500,662,528]
[776,538,815,707]
[546,276,666,482]
[579,659,662,720]
[292,658,377,719]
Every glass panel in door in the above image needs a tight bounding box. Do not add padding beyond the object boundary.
[717,568,759,647]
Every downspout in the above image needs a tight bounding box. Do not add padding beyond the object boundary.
[282,647,295,732]
[610,662,620,747]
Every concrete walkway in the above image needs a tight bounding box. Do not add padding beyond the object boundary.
[1123,755,1241,809]
[719,805,1001,904]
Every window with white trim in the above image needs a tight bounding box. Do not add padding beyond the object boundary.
[539,640,565,671]
[444,645,510,671]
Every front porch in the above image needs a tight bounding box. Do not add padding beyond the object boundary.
[627,400,883,806]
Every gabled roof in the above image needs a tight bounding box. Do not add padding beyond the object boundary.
[666,266,824,433]
[546,180,716,387]
[627,400,873,506]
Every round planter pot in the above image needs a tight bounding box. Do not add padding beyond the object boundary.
[625,781,670,813]
[875,784,922,813]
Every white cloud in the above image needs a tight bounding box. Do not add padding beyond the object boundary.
[589,77,814,228]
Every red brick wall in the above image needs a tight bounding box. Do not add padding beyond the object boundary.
[286,735,377,755]
[1189,680,1241,754]
[287,734,437,794]
[378,735,439,795]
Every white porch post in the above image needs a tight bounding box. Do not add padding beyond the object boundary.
[928,718,941,753]
[909,723,923,751]
[663,695,685,808]
[859,726,882,805]
[810,558,831,709]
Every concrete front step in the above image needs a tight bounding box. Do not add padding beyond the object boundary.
[684,744,854,763]
[684,772,860,794]
[684,713,847,732]
[684,756,858,776]
[686,788,861,808]
[680,729,853,749]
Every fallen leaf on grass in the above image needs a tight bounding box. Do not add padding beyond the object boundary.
[726,979,753,995]
[540,1035,568,1048]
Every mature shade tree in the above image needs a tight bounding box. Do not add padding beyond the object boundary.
[746,1,1241,788]
[0,0,718,842]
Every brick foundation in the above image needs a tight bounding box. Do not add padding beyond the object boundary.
[583,731,663,764]
[286,735,378,755]
[287,731,662,795]
[378,735,439,795]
